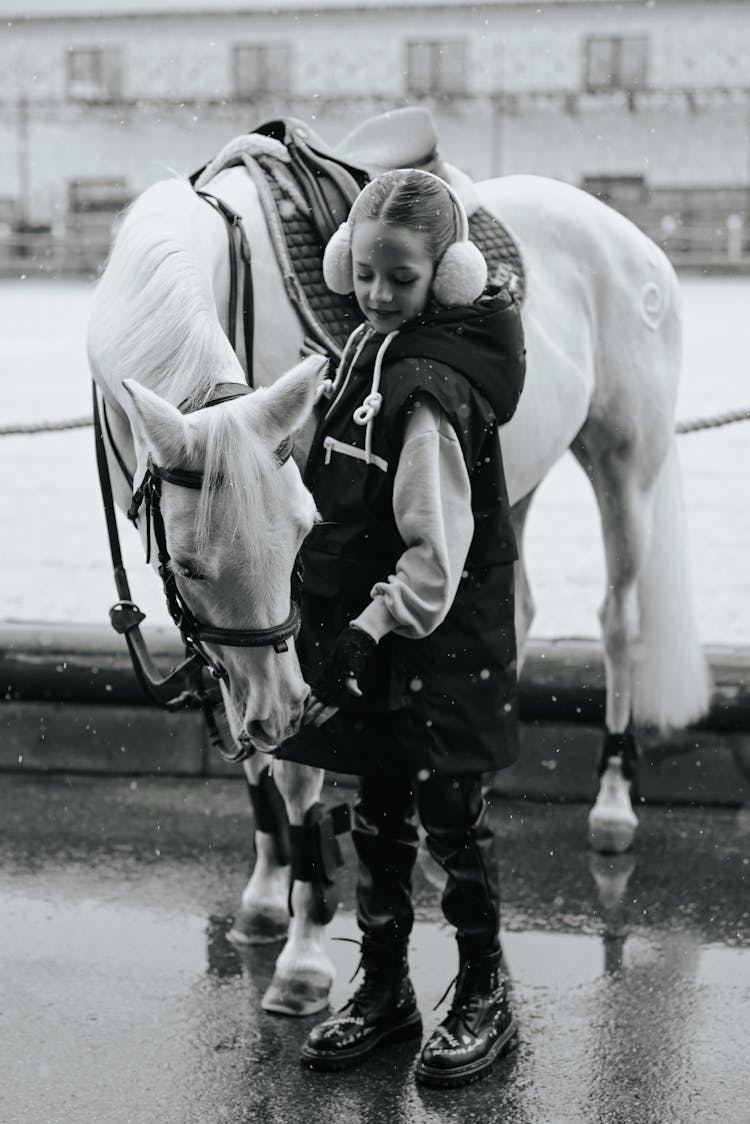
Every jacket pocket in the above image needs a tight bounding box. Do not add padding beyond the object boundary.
[322,435,389,474]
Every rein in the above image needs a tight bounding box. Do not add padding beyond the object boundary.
[93,380,299,764]
[194,191,256,384]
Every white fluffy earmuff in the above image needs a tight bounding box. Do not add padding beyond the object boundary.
[322,221,354,294]
[429,175,487,307]
[431,240,487,308]
[322,171,487,306]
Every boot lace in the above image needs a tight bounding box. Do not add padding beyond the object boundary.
[432,968,491,1045]
[332,936,388,1019]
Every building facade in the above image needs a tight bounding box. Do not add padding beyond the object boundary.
[1,0,749,264]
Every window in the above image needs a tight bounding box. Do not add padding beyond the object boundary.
[233,44,291,97]
[68,178,130,216]
[67,47,122,101]
[585,36,647,92]
[582,175,647,208]
[406,40,466,97]
[0,197,17,238]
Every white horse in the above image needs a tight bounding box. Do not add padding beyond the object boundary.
[87,123,710,1017]
[87,188,327,752]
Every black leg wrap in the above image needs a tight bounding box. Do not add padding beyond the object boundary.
[598,729,640,785]
[246,768,291,867]
[288,802,351,925]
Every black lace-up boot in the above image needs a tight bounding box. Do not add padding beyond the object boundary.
[300,934,422,1071]
[415,948,516,1088]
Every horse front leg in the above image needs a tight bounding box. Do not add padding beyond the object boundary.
[228,755,293,946]
[262,759,350,1016]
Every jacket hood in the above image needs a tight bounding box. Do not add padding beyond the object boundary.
[358,287,524,423]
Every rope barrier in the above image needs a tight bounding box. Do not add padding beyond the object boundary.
[2,407,750,438]
[0,415,93,436]
[674,407,750,434]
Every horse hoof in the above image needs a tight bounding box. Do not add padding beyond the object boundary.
[227,906,289,947]
[587,814,637,854]
[262,970,332,1016]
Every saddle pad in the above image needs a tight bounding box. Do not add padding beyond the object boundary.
[264,169,526,351]
[469,207,526,307]
[264,170,362,350]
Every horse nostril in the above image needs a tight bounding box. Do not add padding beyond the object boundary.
[246,720,276,749]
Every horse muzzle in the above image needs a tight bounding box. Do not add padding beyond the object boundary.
[243,702,306,754]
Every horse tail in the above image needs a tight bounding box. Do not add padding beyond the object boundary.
[633,437,711,730]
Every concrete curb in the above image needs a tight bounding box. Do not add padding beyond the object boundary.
[2,622,749,804]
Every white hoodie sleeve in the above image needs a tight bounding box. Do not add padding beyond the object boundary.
[352,396,474,642]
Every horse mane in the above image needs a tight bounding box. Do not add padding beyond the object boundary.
[88,177,241,412]
[89,177,288,576]
[192,402,281,588]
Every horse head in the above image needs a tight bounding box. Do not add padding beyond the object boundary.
[121,354,326,752]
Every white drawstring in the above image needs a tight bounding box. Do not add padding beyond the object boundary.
[352,391,383,425]
[316,322,370,402]
[352,330,399,464]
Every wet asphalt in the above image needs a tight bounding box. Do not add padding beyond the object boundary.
[1,773,748,1124]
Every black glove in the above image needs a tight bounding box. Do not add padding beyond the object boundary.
[311,625,376,708]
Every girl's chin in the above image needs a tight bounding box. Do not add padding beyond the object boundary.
[366,312,405,332]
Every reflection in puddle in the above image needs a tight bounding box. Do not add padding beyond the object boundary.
[205,914,243,979]
[3,874,749,1124]
[6,882,748,999]
[1,889,207,977]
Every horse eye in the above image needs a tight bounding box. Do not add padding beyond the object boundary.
[172,560,205,582]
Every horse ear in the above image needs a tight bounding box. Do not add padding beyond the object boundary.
[250,354,327,446]
[121,379,189,466]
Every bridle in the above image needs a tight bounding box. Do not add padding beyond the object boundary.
[93,378,301,766]
[128,428,300,655]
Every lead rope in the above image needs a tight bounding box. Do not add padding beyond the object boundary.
[352,330,400,463]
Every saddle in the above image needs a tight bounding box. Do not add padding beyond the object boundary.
[251,108,448,247]
[193,107,525,360]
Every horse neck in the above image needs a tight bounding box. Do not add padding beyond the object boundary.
[89,178,244,414]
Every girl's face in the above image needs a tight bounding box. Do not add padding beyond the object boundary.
[351,219,436,334]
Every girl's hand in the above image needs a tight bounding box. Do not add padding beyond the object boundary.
[303,625,375,726]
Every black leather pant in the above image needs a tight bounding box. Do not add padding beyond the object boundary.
[352,772,501,956]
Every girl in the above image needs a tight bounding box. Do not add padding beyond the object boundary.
[277,168,526,1088]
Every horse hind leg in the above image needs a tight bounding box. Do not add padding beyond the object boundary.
[228,755,293,946]
[573,435,652,854]
[261,759,349,1016]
